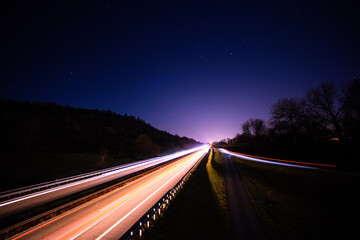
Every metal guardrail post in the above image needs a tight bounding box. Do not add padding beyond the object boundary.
[119,148,207,240]
[1,146,207,202]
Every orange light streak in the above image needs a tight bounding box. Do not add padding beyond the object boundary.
[12,150,204,240]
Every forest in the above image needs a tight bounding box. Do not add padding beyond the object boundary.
[0,99,199,189]
[216,78,360,170]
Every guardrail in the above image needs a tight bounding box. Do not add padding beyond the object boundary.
[119,148,207,240]
[0,145,207,202]
[0,163,131,200]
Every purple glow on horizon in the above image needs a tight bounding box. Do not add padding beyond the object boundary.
[1,2,358,142]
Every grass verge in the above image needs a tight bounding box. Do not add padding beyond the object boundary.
[145,150,228,240]
[206,148,228,227]
[232,156,360,240]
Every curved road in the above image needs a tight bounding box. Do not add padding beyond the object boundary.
[0,146,207,222]
[9,147,209,240]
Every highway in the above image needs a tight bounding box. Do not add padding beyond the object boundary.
[0,145,207,223]
[219,148,337,169]
[8,146,209,239]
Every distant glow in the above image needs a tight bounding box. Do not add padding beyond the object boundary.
[219,148,336,169]
[102,144,208,177]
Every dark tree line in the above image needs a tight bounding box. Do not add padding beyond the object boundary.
[271,79,359,141]
[0,99,200,163]
[217,78,360,169]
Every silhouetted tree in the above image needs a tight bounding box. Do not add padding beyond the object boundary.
[242,121,251,137]
[305,82,345,138]
[0,99,199,159]
[270,97,305,137]
[152,143,160,156]
[242,118,266,138]
[100,144,107,168]
[133,134,154,156]
[341,77,360,139]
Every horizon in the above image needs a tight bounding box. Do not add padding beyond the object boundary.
[1,1,359,143]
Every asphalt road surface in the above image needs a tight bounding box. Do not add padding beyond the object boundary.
[9,148,208,240]
[223,152,267,240]
[0,146,207,222]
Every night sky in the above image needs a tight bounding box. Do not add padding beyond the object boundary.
[1,1,359,143]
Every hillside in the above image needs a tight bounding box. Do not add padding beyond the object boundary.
[0,99,200,190]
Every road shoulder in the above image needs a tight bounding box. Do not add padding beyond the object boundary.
[222,151,267,240]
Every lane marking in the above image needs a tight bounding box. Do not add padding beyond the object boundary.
[1,145,208,207]
[11,171,152,240]
[62,153,200,240]
[95,149,207,240]
[43,151,204,240]
[11,153,193,240]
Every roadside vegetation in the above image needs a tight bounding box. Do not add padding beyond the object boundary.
[0,99,199,191]
[216,78,360,170]
[145,151,229,240]
[232,156,360,240]
[206,148,228,225]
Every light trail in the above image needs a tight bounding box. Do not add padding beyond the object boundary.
[0,145,207,207]
[55,162,185,240]
[0,145,208,222]
[0,145,208,202]
[95,150,205,240]
[10,175,151,240]
[10,146,209,240]
[219,148,336,169]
